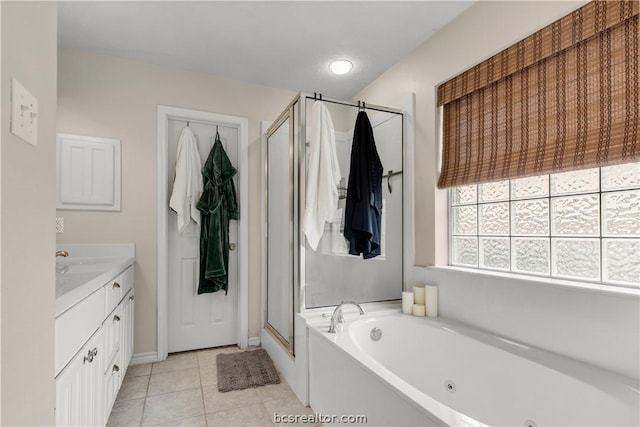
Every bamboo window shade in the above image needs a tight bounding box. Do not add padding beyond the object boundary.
[436,0,639,189]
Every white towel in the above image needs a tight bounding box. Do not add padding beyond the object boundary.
[169,127,203,233]
[303,101,342,250]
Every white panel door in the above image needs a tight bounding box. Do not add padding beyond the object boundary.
[168,119,239,353]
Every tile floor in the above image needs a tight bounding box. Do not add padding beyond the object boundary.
[107,346,318,427]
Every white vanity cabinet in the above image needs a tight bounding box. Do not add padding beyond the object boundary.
[55,262,135,426]
[55,326,105,427]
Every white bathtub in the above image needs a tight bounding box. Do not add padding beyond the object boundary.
[307,311,639,426]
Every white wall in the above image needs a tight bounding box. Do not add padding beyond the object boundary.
[356,0,589,267]
[356,0,639,380]
[57,49,295,354]
[1,2,57,424]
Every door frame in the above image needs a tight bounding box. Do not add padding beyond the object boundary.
[157,105,249,361]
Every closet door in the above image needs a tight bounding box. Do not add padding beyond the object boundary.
[167,119,239,352]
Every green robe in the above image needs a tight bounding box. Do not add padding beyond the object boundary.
[196,136,239,294]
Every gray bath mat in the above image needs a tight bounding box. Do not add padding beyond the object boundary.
[217,349,280,392]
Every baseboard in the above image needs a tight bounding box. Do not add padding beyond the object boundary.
[248,336,261,347]
[130,352,159,365]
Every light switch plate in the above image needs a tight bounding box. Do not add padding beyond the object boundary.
[10,77,38,146]
[56,217,64,234]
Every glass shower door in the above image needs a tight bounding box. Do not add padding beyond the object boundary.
[265,109,294,352]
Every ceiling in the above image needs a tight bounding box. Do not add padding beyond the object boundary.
[58,1,474,99]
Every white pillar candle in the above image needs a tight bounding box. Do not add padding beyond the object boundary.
[412,304,425,317]
[412,285,425,305]
[426,285,438,317]
[402,291,414,314]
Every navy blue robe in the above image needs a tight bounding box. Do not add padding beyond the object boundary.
[343,111,383,259]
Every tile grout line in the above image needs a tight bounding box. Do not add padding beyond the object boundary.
[119,348,244,426]
[198,353,209,427]
[143,359,201,426]
[139,367,152,427]
[130,367,202,400]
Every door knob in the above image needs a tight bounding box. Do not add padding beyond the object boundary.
[229,243,236,251]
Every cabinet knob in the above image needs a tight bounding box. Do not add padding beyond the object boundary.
[113,282,121,289]
[112,364,120,374]
[83,350,94,364]
[92,348,98,357]
[113,314,121,322]
[129,295,135,301]
[229,242,237,251]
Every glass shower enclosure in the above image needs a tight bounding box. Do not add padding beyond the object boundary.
[264,93,405,353]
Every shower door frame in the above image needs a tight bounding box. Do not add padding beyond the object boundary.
[262,92,409,355]
[263,95,300,354]
[297,93,407,312]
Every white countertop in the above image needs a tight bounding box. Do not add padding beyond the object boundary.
[55,244,135,317]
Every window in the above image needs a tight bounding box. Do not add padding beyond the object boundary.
[449,162,640,287]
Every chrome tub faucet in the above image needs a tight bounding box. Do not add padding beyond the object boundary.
[328,301,366,333]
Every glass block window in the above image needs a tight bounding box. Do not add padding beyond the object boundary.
[449,162,640,287]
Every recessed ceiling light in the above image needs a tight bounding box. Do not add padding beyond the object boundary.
[329,59,353,75]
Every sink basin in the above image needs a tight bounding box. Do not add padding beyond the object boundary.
[55,257,121,298]
[54,244,136,317]
[55,271,104,298]
[56,257,121,266]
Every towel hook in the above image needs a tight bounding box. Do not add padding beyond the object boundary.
[313,92,317,100]
[319,93,323,101]
[187,121,190,127]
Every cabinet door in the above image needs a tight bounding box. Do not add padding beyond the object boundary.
[56,133,121,211]
[122,291,135,372]
[55,351,84,426]
[104,304,122,373]
[120,265,135,296]
[103,350,123,420]
[56,327,104,427]
[82,326,105,427]
[128,291,135,364]
[105,276,123,317]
